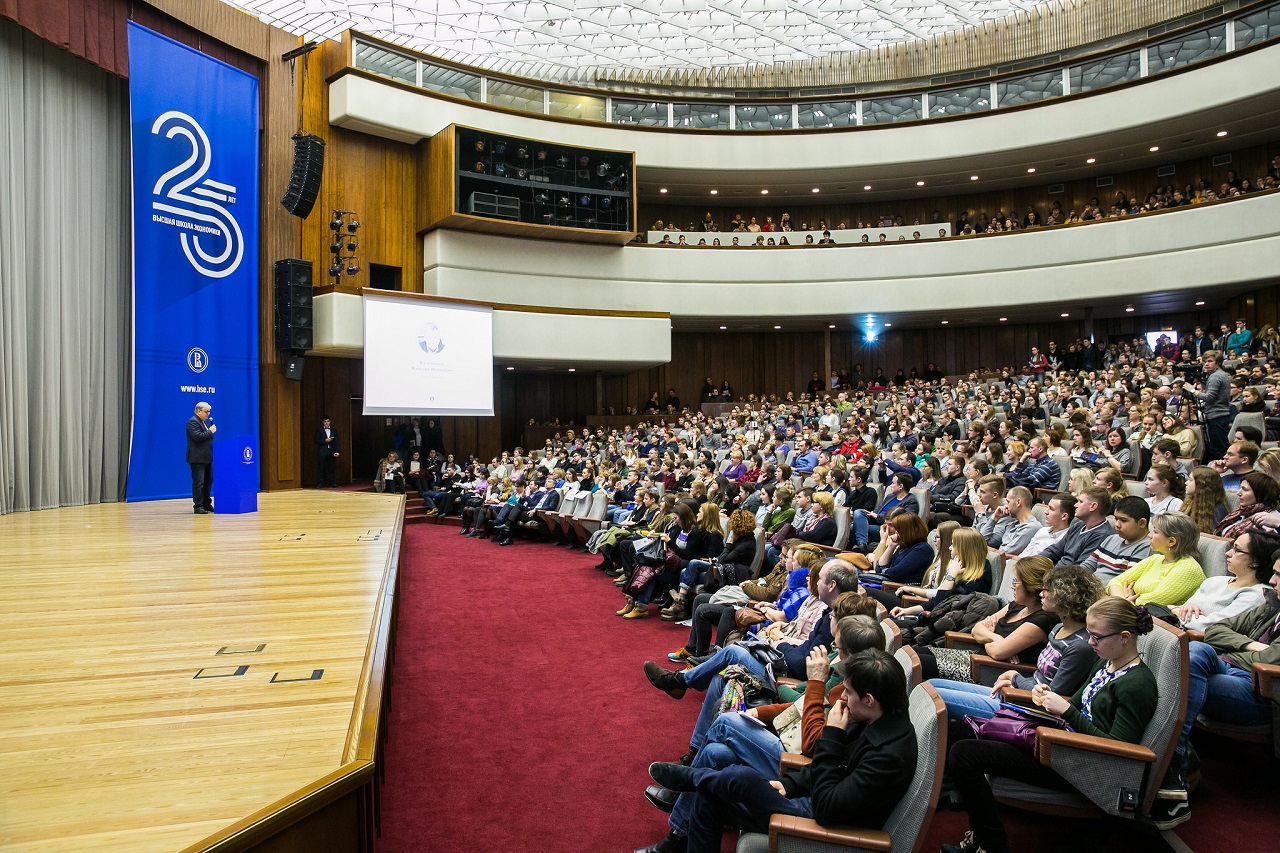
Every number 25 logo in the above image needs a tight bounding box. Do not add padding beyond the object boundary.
[150,111,244,279]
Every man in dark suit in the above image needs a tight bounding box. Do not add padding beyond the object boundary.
[315,417,340,487]
[186,402,216,514]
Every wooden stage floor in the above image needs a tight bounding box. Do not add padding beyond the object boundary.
[0,491,404,852]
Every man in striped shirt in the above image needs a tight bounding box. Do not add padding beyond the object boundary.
[1080,496,1153,584]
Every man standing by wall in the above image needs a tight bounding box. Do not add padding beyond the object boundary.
[187,402,215,514]
[315,417,340,488]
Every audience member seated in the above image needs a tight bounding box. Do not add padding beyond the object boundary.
[852,471,919,549]
[1213,471,1280,538]
[930,564,1105,720]
[1040,487,1114,567]
[636,649,916,853]
[865,510,934,587]
[943,598,1158,853]
[1079,495,1152,584]
[1106,511,1205,607]
[1183,465,1229,533]
[1171,530,1276,631]
[908,555,1055,683]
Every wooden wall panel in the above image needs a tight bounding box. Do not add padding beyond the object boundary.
[642,142,1280,235]
[296,40,422,291]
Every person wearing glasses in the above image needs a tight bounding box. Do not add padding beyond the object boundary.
[943,598,1158,853]
[1171,531,1277,631]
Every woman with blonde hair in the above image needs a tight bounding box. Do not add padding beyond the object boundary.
[886,526,992,621]
[1254,446,1280,487]
[1182,466,1229,533]
[1160,414,1198,458]
[1108,512,1205,606]
[1068,467,1094,498]
[1092,467,1128,507]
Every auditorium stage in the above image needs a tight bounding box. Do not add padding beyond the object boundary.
[0,491,404,852]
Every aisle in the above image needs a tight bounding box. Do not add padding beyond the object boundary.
[378,524,703,851]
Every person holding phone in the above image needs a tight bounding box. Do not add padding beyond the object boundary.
[186,401,216,514]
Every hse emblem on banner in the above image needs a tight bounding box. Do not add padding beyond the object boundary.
[187,347,209,373]
[150,111,245,279]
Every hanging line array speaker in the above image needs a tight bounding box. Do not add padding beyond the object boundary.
[281,133,325,218]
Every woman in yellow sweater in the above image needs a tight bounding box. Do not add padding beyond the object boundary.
[1107,512,1206,606]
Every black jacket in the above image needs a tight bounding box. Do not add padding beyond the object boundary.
[314,427,340,457]
[186,415,214,464]
[781,710,917,829]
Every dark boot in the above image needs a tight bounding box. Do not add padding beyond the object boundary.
[633,831,687,853]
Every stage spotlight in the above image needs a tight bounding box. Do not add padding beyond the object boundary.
[535,149,546,162]
[558,196,571,207]
[596,163,611,177]
[329,240,341,254]
[515,168,528,180]
[329,214,342,231]
[494,163,507,177]
[329,263,341,277]
[473,161,485,173]
[599,197,611,210]
[555,154,569,168]
[542,213,554,223]
[346,240,357,252]
[346,263,360,276]
[579,195,591,206]
[534,192,549,204]
[473,139,485,152]
[494,141,507,156]
[516,146,528,160]
[347,218,359,233]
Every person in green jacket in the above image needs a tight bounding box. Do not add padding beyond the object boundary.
[760,485,796,534]
[942,597,1158,853]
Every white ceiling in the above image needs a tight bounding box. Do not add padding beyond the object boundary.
[219,0,1050,84]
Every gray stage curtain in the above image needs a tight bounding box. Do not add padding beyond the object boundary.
[0,18,131,515]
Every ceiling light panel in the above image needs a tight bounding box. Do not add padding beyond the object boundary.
[218,0,1051,84]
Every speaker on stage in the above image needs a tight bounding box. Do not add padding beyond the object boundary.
[281,133,325,219]
[282,353,305,381]
[274,259,313,354]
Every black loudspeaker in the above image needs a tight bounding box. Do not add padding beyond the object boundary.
[274,259,313,352]
[283,354,305,381]
[281,133,325,218]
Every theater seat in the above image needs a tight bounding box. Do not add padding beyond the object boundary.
[735,683,946,853]
[990,621,1189,821]
[1196,534,1231,579]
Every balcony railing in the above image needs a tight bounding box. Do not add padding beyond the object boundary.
[351,1,1280,131]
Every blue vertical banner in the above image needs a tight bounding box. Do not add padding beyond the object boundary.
[126,23,260,502]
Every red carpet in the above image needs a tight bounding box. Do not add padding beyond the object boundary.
[379,523,1279,853]
[378,523,704,852]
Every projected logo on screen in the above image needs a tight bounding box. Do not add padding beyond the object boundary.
[417,324,446,355]
[149,111,245,279]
